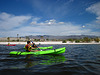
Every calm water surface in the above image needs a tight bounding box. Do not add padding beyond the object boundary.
[0,44,100,75]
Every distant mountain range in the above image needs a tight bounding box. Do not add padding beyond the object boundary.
[23,35,100,40]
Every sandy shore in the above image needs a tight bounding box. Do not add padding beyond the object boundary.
[0,41,100,44]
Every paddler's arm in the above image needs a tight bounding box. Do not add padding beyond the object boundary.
[31,41,39,48]
[31,47,36,49]
[31,47,39,52]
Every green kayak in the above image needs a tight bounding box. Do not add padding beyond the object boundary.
[9,47,66,55]
[24,46,53,50]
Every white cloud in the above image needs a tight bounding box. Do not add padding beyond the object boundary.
[0,12,99,37]
[31,19,57,26]
[0,12,31,30]
[23,19,96,36]
[86,2,100,29]
[30,17,40,25]
[86,2,100,17]
[86,2,100,18]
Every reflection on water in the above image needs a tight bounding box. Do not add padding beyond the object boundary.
[24,55,39,68]
[24,54,66,68]
[40,55,66,65]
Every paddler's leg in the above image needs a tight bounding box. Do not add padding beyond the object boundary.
[31,47,39,52]
[30,50,39,52]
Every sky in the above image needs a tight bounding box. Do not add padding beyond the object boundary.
[0,0,100,37]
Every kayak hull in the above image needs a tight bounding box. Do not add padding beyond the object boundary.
[9,47,66,55]
[6,44,16,46]
[24,46,53,50]
[37,46,53,49]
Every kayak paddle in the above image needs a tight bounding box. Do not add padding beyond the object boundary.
[31,41,42,51]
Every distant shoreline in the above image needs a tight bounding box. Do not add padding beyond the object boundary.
[0,41,100,45]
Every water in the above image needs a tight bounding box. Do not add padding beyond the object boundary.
[0,44,100,75]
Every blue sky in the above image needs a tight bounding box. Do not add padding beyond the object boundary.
[0,0,100,37]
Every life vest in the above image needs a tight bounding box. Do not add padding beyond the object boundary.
[25,44,31,52]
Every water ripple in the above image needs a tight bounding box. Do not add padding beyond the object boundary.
[0,44,100,75]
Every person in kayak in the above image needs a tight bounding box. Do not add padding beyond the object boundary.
[25,41,38,52]
[8,43,10,45]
